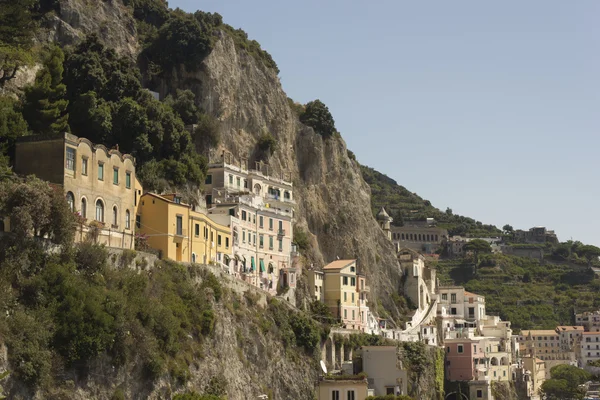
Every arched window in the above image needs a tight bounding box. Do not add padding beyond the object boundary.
[125,210,130,230]
[81,198,87,218]
[95,199,104,222]
[112,206,118,226]
[268,263,274,274]
[254,183,261,195]
[66,192,74,212]
[284,191,290,200]
[192,253,196,263]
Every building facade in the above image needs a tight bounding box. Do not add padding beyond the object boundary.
[204,154,294,294]
[317,378,368,400]
[581,332,600,367]
[438,286,486,332]
[390,225,448,253]
[359,346,408,396]
[137,193,231,264]
[14,133,141,249]
[576,310,600,332]
[322,260,369,331]
[307,270,325,302]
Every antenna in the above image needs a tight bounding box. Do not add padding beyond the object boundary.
[320,360,328,375]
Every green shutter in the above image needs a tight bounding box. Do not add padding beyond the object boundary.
[260,259,265,272]
[251,256,255,271]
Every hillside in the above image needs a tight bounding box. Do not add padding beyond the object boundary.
[361,165,501,237]
[433,253,600,331]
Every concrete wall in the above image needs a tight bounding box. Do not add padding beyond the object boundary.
[15,136,65,184]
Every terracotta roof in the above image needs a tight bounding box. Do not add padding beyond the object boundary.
[521,330,558,336]
[557,326,584,331]
[464,291,481,297]
[582,332,600,335]
[323,259,356,271]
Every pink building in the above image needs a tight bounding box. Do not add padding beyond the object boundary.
[445,338,487,381]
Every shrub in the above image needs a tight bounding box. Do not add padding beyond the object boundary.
[299,99,336,138]
[256,132,278,156]
[293,227,310,251]
[74,242,108,274]
[120,249,137,268]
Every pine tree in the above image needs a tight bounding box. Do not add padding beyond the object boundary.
[23,45,70,136]
[0,0,37,86]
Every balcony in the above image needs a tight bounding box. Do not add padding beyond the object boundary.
[277,229,285,238]
[174,228,187,242]
[360,285,370,293]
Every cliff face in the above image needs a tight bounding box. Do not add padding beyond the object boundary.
[156,34,403,315]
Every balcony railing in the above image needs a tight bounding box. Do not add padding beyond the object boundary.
[175,229,187,237]
[277,229,285,237]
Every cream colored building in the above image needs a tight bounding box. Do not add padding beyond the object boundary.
[359,346,408,396]
[581,332,600,366]
[307,270,324,302]
[14,133,141,249]
[522,356,546,400]
[317,377,368,400]
[322,260,370,331]
[518,329,576,377]
[576,310,600,332]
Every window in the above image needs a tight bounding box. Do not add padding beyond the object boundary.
[278,238,283,251]
[242,230,246,243]
[350,277,356,286]
[225,237,229,248]
[451,308,457,315]
[81,198,87,218]
[82,157,88,175]
[259,235,264,248]
[269,218,273,230]
[66,148,76,171]
[66,192,74,212]
[229,175,233,184]
[192,253,196,263]
[126,172,131,189]
[458,345,464,353]
[386,388,395,395]
[474,345,477,353]
[112,206,118,226]
[218,235,222,246]
[477,390,483,398]
[242,210,247,221]
[125,210,130,229]
[205,175,212,184]
[98,163,104,180]
[447,347,450,353]
[343,276,348,285]
[244,179,248,189]
[441,293,447,300]
[331,390,340,400]
[195,224,200,237]
[269,236,273,249]
[113,168,119,184]
[136,215,141,229]
[468,307,475,318]
[347,390,355,400]
[352,293,354,303]
[95,200,104,222]
[344,309,347,319]
[259,216,264,228]
[176,215,183,235]
[451,293,457,303]
[236,177,240,187]
[344,292,347,302]
[278,220,283,232]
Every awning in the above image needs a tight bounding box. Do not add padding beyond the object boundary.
[260,259,265,272]
[251,256,255,271]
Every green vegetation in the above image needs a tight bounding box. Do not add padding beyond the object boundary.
[361,165,501,237]
[0,0,37,87]
[366,395,415,400]
[22,45,69,136]
[540,364,591,400]
[434,253,600,330]
[173,393,223,400]
[299,99,337,138]
[293,226,310,251]
[256,132,278,157]
[463,239,492,264]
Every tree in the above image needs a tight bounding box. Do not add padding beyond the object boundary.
[256,132,278,158]
[446,207,453,216]
[22,45,69,136]
[0,177,74,247]
[299,99,336,138]
[193,112,220,153]
[463,239,492,264]
[0,0,37,86]
[165,89,200,125]
[502,224,513,234]
[0,95,29,153]
[578,245,600,266]
[541,365,591,400]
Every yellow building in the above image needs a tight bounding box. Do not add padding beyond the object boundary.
[137,193,231,264]
[323,259,369,331]
[13,133,141,249]
[522,356,545,399]
[317,377,368,400]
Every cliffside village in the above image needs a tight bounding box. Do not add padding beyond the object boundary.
[2,133,599,400]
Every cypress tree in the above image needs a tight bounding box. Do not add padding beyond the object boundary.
[23,45,70,136]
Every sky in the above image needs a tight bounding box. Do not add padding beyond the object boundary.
[170,0,600,246]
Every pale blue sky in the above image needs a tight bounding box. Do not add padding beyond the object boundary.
[171,1,600,246]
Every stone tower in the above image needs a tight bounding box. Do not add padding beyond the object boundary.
[376,207,393,240]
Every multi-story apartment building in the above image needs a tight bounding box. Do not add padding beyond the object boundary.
[576,310,600,332]
[390,225,448,254]
[136,193,231,264]
[520,357,546,400]
[556,326,584,351]
[581,332,600,366]
[13,133,142,249]
[358,346,408,396]
[445,337,488,381]
[322,259,370,331]
[518,329,577,377]
[204,154,295,293]
[438,286,486,332]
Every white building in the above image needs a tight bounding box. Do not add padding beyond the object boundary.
[581,332,600,367]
